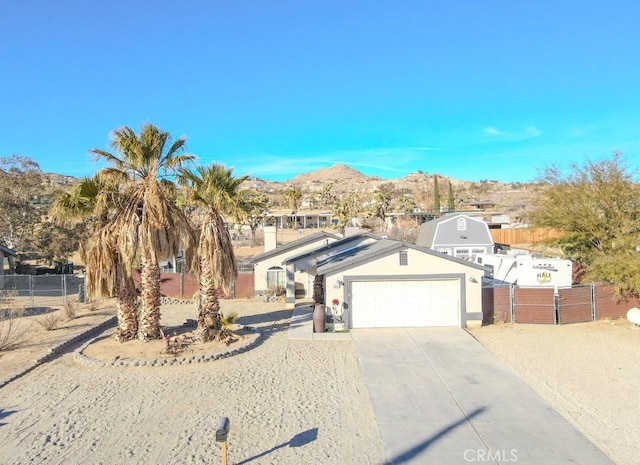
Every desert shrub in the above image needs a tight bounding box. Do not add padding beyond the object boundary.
[221,312,239,328]
[35,311,60,331]
[0,307,31,351]
[84,299,104,312]
[63,300,80,320]
[266,285,285,297]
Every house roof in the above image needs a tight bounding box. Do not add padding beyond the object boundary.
[266,209,333,216]
[316,238,485,275]
[282,232,381,265]
[416,214,489,248]
[249,231,341,264]
[0,244,17,256]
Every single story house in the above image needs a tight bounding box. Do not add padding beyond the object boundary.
[249,229,341,304]
[415,214,494,260]
[317,239,486,328]
[264,209,334,230]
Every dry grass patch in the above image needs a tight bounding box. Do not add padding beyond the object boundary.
[0,307,33,352]
[34,311,61,331]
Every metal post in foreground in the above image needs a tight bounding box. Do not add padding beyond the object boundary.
[216,417,230,465]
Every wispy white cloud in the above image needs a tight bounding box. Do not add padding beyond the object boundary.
[482,125,543,142]
[483,126,507,137]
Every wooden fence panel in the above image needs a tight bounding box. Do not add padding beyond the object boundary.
[490,228,563,245]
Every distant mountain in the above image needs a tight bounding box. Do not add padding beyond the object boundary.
[288,164,370,184]
[42,163,537,219]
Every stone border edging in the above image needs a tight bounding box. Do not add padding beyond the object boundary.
[73,326,261,368]
[0,315,118,389]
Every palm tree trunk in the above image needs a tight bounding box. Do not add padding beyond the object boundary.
[138,255,161,340]
[115,286,138,342]
[196,258,223,341]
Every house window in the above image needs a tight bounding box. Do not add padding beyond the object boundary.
[266,266,286,289]
[399,250,408,266]
[457,218,467,231]
[455,248,470,260]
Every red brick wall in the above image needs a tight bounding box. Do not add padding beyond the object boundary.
[233,273,255,299]
[558,286,592,324]
[513,287,555,324]
[482,287,511,324]
[135,271,254,300]
[594,284,640,320]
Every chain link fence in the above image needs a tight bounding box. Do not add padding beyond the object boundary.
[0,274,85,309]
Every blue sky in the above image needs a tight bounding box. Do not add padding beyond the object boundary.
[1,1,639,183]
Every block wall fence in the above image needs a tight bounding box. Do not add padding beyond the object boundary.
[134,272,255,301]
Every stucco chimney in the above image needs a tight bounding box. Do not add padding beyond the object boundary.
[264,226,277,252]
[344,226,361,237]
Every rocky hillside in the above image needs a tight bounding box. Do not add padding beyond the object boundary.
[242,163,540,220]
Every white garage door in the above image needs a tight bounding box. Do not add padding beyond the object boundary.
[350,279,460,328]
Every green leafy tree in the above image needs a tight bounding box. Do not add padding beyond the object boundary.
[282,187,302,211]
[433,175,440,213]
[447,181,455,211]
[0,156,45,252]
[320,183,335,208]
[371,183,395,231]
[238,190,269,245]
[529,154,640,297]
[333,192,363,230]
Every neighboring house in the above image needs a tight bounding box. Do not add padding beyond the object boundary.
[415,214,494,260]
[1,244,17,285]
[457,200,497,211]
[264,209,334,230]
[249,229,341,305]
[317,239,486,328]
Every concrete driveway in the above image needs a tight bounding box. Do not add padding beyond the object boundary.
[352,328,614,465]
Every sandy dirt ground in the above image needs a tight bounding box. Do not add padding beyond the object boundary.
[0,300,387,465]
[468,320,640,465]
[0,302,117,381]
[3,297,638,465]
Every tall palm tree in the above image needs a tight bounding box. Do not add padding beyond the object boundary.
[179,163,248,342]
[90,124,196,340]
[50,175,139,341]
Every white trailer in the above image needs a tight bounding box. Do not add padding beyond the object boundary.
[515,255,573,288]
[474,254,518,285]
[475,253,573,288]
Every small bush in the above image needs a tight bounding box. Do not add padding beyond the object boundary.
[84,299,104,312]
[0,307,31,351]
[266,285,285,297]
[63,301,80,320]
[221,312,239,328]
[35,312,60,331]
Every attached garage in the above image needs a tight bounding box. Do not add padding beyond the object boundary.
[349,278,461,328]
[317,239,486,328]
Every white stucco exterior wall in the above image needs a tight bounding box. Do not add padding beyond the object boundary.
[322,247,484,327]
